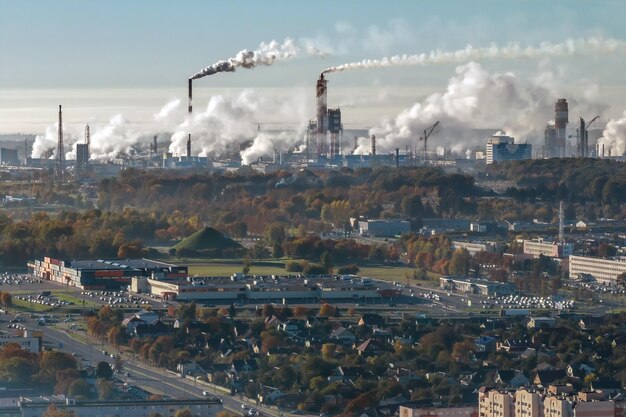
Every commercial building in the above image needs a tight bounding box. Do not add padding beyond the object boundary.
[440,277,515,296]
[134,275,384,303]
[358,219,411,236]
[486,135,532,164]
[28,257,188,290]
[569,255,626,284]
[523,240,573,258]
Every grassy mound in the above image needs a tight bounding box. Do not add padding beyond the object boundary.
[173,227,242,252]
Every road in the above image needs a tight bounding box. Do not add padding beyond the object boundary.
[4,311,286,417]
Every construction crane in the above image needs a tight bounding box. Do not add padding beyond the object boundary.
[419,121,440,165]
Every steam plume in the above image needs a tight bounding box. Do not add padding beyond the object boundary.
[323,37,626,74]
[355,62,558,155]
[191,38,311,80]
[598,112,626,156]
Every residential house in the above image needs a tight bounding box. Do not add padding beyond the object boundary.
[527,317,556,329]
[330,326,357,345]
[533,369,567,386]
[494,370,529,387]
[359,313,385,328]
[567,363,595,378]
[231,359,258,374]
[475,336,497,353]
[132,320,169,337]
[356,338,385,356]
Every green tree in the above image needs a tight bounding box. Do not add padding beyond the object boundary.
[67,378,91,399]
[95,361,113,379]
[174,408,193,417]
[320,251,333,274]
[449,248,471,276]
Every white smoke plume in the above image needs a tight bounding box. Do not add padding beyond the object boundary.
[323,36,626,74]
[154,99,181,121]
[598,112,626,157]
[190,38,325,80]
[356,62,556,154]
[168,90,309,163]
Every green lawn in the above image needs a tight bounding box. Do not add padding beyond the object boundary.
[189,261,286,277]
[12,298,53,312]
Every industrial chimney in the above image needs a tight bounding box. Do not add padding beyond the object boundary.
[371,135,376,157]
[56,105,65,182]
[188,78,193,114]
[316,73,328,156]
[555,99,568,157]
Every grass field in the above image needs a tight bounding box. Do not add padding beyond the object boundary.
[189,261,285,277]
[12,298,53,312]
[186,259,440,288]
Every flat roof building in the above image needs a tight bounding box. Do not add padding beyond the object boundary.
[569,255,626,284]
[28,257,188,290]
[486,135,532,165]
[523,240,573,258]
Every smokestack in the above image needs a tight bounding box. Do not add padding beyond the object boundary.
[371,134,376,157]
[56,105,65,182]
[316,73,328,156]
[153,135,157,155]
[85,124,90,146]
[188,79,193,114]
[555,99,568,158]
[188,79,192,158]
[396,148,400,168]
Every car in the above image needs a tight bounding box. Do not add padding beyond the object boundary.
[248,408,260,416]
[125,372,131,377]
[110,353,116,358]
[242,405,249,410]
[203,391,210,396]
[291,410,305,415]
[102,350,108,356]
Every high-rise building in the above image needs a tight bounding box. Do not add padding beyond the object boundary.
[486,135,532,164]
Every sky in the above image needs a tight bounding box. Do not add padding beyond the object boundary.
[1,0,626,151]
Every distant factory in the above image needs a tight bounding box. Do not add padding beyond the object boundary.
[7,85,611,181]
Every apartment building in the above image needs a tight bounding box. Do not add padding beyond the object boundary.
[569,255,626,284]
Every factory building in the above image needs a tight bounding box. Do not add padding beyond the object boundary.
[0,148,19,166]
[485,135,532,164]
[452,240,504,255]
[523,239,573,258]
[569,255,626,284]
[28,257,188,290]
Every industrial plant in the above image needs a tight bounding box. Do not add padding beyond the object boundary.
[1,64,611,182]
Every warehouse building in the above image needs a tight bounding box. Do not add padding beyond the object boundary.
[28,257,187,290]
[358,219,411,237]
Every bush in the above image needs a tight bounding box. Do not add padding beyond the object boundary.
[285,261,304,272]
[303,263,326,275]
[336,264,360,274]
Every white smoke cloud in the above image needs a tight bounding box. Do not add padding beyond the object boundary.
[168,90,309,163]
[357,62,555,154]
[154,99,181,121]
[598,112,626,157]
[191,38,326,80]
[323,36,626,74]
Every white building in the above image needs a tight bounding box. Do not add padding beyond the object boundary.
[0,332,41,353]
[452,240,503,255]
[358,219,411,237]
[523,240,573,258]
[569,255,626,284]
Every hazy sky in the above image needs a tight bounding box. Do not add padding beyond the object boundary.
[1,0,626,134]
